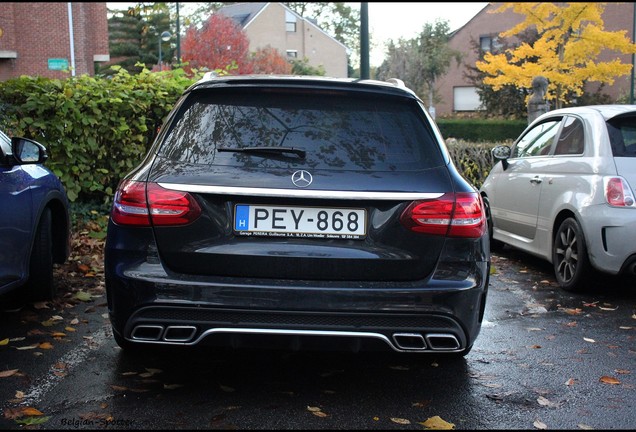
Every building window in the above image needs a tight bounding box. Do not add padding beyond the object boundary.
[286,50,298,58]
[286,11,297,32]
[480,35,502,53]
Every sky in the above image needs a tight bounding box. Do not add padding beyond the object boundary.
[107,2,489,67]
[359,3,489,66]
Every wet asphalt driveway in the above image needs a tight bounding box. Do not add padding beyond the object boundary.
[0,246,634,430]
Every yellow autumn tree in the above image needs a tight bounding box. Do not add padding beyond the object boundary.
[476,3,636,109]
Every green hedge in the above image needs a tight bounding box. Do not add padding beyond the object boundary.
[0,66,198,202]
[444,139,502,189]
[437,118,527,142]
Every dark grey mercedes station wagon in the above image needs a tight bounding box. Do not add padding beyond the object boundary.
[105,74,490,357]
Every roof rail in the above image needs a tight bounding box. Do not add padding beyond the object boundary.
[386,78,406,88]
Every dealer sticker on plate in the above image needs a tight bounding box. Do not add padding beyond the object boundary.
[234,204,366,239]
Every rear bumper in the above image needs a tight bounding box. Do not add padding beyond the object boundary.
[581,204,636,276]
[105,223,490,354]
[106,256,489,354]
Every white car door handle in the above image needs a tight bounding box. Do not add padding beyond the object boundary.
[530,177,542,184]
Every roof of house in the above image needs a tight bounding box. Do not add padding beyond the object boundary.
[217,2,348,51]
[216,2,267,27]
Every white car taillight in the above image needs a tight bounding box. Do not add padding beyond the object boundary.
[604,177,635,207]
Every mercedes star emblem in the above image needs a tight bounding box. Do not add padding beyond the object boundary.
[291,170,313,188]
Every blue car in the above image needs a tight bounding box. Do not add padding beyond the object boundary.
[0,128,70,304]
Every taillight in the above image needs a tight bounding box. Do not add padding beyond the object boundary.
[111,180,202,226]
[400,192,486,238]
[604,177,635,207]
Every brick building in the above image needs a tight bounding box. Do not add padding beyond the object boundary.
[0,2,110,80]
[435,2,636,116]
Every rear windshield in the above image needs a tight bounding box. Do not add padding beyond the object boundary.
[607,115,636,157]
[159,89,444,171]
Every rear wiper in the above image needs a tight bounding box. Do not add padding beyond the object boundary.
[217,146,306,159]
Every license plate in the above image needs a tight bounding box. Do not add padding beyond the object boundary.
[234,204,367,239]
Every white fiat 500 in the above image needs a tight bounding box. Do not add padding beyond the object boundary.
[480,105,636,292]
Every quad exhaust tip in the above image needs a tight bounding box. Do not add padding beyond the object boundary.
[131,325,163,341]
[393,332,460,351]
[129,325,461,352]
[130,325,198,343]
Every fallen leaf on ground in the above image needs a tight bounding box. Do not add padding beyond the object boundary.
[565,378,576,386]
[75,291,92,302]
[615,369,630,375]
[391,417,411,425]
[537,396,560,408]
[21,407,44,416]
[3,408,23,420]
[16,344,38,350]
[583,337,596,343]
[420,415,455,430]
[599,376,620,385]
[16,416,49,425]
[0,369,19,378]
[0,338,9,346]
[534,419,548,429]
[38,342,54,350]
[561,308,583,315]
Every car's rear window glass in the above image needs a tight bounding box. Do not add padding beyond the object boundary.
[159,89,444,171]
[607,116,636,157]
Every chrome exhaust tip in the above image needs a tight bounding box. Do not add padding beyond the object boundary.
[131,325,164,341]
[392,333,427,350]
[425,333,460,350]
[163,326,197,342]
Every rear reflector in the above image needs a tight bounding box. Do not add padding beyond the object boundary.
[400,192,486,238]
[111,180,201,226]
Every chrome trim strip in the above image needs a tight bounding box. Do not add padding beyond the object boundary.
[157,183,443,201]
[126,328,463,353]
